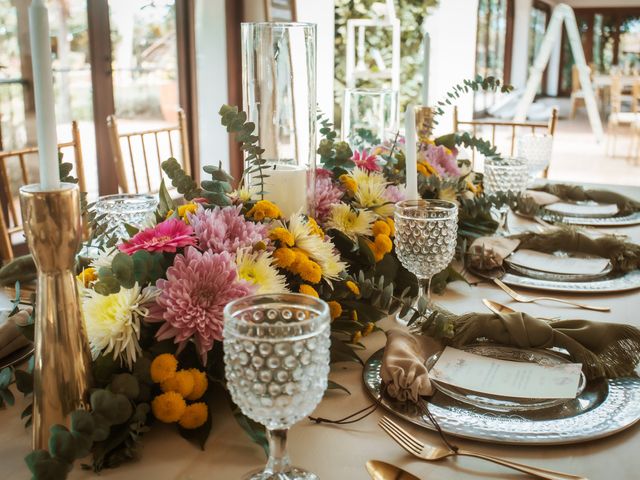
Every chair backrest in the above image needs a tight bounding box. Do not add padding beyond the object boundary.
[632,80,640,114]
[452,106,559,176]
[610,73,623,114]
[0,121,86,262]
[107,109,191,194]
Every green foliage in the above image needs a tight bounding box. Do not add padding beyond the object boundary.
[317,112,353,176]
[334,0,439,115]
[162,158,234,207]
[94,251,168,295]
[161,157,203,201]
[58,161,78,185]
[219,104,267,199]
[432,75,513,119]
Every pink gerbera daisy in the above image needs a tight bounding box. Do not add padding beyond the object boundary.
[351,149,382,172]
[118,218,196,255]
[150,247,255,361]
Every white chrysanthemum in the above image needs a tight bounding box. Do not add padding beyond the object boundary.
[89,247,118,269]
[235,249,289,294]
[325,203,375,240]
[350,167,394,217]
[82,284,158,369]
[231,185,259,203]
[275,214,347,282]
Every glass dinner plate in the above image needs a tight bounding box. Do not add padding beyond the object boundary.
[504,251,613,282]
[426,344,586,413]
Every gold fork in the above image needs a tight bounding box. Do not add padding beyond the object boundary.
[379,416,587,480]
[493,278,610,312]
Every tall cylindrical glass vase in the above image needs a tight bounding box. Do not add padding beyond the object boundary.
[241,22,317,218]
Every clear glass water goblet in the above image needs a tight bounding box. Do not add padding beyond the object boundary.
[394,200,458,326]
[223,294,331,480]
[94,193,157,239]
[517,133,553,185]
[483,156,529,234]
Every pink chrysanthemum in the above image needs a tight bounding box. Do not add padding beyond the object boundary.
[118,218,196,255]
[188,205,267,254]
[313,170,344,221]
[351,149,382,172]
[421,144,461,177]
[151,247,255,360]
[383,184,406,204]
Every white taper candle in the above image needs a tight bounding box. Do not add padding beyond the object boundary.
[404,105,418,201]
[29,0,60,190]
[422,32,430,106]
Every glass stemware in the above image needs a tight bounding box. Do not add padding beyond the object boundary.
[94,193,157,239]
[394,200,458,326]
[223,294,331,480]
[483,157,529,234]
[517,133,554,185]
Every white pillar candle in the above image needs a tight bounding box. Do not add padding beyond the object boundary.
[404,105,419,201]
[262,164,308,219]
[29,0,60,190]
[422,32,430,106]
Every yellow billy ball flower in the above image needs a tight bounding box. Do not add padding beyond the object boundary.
[150,353,178,384]
[186,369,208,401]
[161,370,195,398]
[339,174,357,195]
[152,391,186,423]
[178,402,208,429]
[345,280,360,296]
[371,220,391,237]
[247,200,282,221]
[297,259,322,284]
[273,247,297,268]
[374,234,393,254]
[269,227,295,246]
[299,284,319,298]
[77,267,97,287]
[385,217,395,237]
[363,322,375,336]
[351,331,362,344]
[416,163,429,177]
[366,239,385,262]
[328,301,342,320]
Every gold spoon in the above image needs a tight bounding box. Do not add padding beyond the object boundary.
[366,460,421,480]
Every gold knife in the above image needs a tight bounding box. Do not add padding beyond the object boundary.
[366,460,421,480]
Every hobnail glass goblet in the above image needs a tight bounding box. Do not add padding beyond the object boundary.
[483,156,528,234]
[517,133,553,184]
[94,193,157,239]
[223,294,331,480]
[394,200,458,326]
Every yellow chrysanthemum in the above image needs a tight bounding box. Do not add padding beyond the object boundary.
[438,187,458,203]
[339,174,357,195]
[77,267,97,287]
[269,227,295,246]
[166,203,199,223]
[152,391,186,423]
[232,186,257,203]
[161,370,195,397]
[297,259,322,284]
[419,160,440,178]
[351,331,362,344]
[178,402,208,429]
[325,203,375,241]
[374,234,393,254]
[246,200,282,221]
[328,301,342,320]
[150,353,179,384]
[416,163,429,177]
[82,284,157,369]
[345,280,360,296]
[307,217,324,237]
[299,284,319,298]
[350,168,394,217]
[273,247,296,268]
[363,322,375,336]
[236,249,289,294]
[466,179,480,194]
[186,369,208,401]
[372,220,391,237]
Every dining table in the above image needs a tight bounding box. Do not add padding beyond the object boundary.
[1,183,639,480]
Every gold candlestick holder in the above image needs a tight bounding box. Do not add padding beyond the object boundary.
[19,183,92,450]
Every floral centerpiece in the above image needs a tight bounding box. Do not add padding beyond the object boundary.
[0,76,521,480]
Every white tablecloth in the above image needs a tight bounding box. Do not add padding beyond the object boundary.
[2,185,640,480]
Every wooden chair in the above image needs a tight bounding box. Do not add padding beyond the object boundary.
[0,121,86,262]
[452,106,559,177]
[627,81,640,164]
[107,109,191,194]
[606,74,639,158]
[569,64,591,119]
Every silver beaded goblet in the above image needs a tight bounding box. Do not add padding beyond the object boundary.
[223,294,331,480]
[394,199,458,326]
[483,156,528,234]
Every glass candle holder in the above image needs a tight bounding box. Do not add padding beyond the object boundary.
[241,22,317,218]
[342,87,399,148]
[94,193,157,240]
[517,133,554,182]
[483,156,528,235]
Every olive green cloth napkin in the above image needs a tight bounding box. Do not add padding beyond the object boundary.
[381,329,440,402]
[468,229,640,274]
[0,308,30,359]
[427,309,640,380]
[532,184,640,216]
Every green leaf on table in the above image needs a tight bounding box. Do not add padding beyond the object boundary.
[0,366,11,388]
[232,404,268,457]
[329,335,363,365]
[15,369,33,395]
[327,380,351,395]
